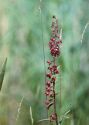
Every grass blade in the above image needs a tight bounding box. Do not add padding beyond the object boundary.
[30,106,34,125]
[16,96,24,122]
[0,58,7,91]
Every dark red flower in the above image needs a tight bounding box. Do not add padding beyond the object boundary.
[50,113,57,121]
[46,73,52,78]
[46,81,51,87]
[47,60,51,65]
[51,77,56,83]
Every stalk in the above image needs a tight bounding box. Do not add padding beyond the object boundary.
[45,16,62,125]
[53,57,58,125]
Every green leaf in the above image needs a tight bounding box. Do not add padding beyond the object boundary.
[0,58,7,91]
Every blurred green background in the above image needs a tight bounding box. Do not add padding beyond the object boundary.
[0,0,89,125]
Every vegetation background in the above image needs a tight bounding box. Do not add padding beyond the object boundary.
[0,0,89,125]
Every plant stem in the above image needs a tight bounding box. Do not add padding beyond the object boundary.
[60,66,62,110]
[53,86,58,125]
[53,57,58,125]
